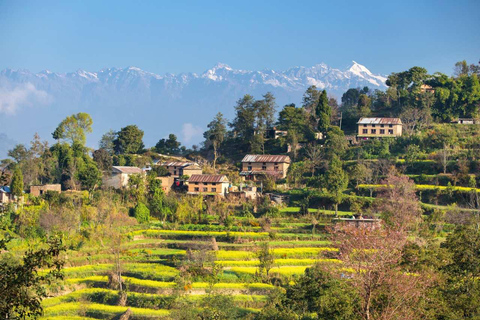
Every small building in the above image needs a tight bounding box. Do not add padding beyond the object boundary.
[452,118,477,125]
[240,154,291,180]
[103,166,143,189]
[30,184,61,197]
[0,186,13,205]
[187,174,229,197]
[420,84,435,94]
[357,117,402,139]
[160,162,202,177]
[155,176,175,194]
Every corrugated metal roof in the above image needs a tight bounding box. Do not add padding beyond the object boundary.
[240,171,284,177]
[357,117,402,125]
[161,161,196,167]
[187,174,229,183]
[241,154,291,163]
[0,186,11,193]
[183,164,202,170]
[112,166,143,174]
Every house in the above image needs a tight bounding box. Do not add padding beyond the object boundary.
[452,118,477,124]
[103,166,143,189]
[357,118,402,139]
[155,176,175,194]
[420,84,435,94]
[30,184,61,197]
[240,154,291,180]
[160,162,202,177]
[268,127,288,139]
[0,186,13,205]
[187,174,230,196]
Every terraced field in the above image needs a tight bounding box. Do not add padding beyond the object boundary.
[39,217,338,319]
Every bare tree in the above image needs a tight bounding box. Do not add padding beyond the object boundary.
[305,143,324,177]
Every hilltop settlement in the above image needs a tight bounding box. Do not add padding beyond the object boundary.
[1,61,480,319]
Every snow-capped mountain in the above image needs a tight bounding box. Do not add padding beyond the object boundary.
[0,61,387,157]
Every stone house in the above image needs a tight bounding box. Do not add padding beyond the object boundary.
[357,117,402,139]
[103,166,143,189]
[240,155,291,180]
[187,174,229,197]
[160,162,202,177]
[30,184,62,197]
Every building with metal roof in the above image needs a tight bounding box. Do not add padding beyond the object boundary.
[357,117,402,139]
[240,154,291,180]
[187,174,229,196]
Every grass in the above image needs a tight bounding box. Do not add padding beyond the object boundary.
[217,258,341,267]
[43,302,170,318]
[215,247,337,260]
[230,266,310,276]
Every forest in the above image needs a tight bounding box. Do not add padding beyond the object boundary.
[0,60,480,320]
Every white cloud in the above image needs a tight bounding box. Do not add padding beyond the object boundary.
[181,123,204,144]
[0,83,51,114]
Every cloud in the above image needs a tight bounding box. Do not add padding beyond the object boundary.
[181,123,204,144]
[0,82,51,114]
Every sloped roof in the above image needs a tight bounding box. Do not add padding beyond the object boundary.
[357,117,402,125]
[241,154,291,163]
[161,161,196,168]
[187,174,228,183]
[0,186,11,193]
[183,164,202,170]
[112,166,143,174]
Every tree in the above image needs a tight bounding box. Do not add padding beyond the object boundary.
[454,60,470,77]
[256,242,274,279]
[155,134,181,155]
[52,113,93,145]
[316,90,331,132]
[93,149,113,172]
[302,85,321,114]
[99,129,117,155]
[305,143,323,177]
[325,155,348,215]
[324,126,348,159]
[230,94,256,141]
[8,144,29,163]
[204,112,227,170]
[77,160,101,191]
[133,201,150,224]
[277,104,311,141]
[10,166,24,199]
[0,236,65,319]
[114,125,144,155]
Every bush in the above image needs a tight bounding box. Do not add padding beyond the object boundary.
[133,202,150,224]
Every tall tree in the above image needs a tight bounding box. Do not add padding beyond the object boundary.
[52,113,93,146]
[99,130,116,155]
[302,85,321,114]
[155,134,182,155]
[204,113,227,170]
[230,94,256,141]
[10,166,24,199]
[316,90,331,132]
[114,125,144,155]
[325,155,348,215]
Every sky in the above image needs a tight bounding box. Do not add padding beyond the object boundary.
[0,0,479,76]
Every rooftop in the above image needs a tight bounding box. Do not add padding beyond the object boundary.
[112,166,143,174]
[187,174,229,183]
[357,117,402,125]
[241,154,291,163]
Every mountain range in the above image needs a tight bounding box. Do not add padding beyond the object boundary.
[0,61,388,158]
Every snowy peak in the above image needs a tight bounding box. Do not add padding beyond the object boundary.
[347,61,387,87]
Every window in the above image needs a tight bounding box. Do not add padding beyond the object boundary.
[380,124,384,128]
[212,183,216,186]
[211,188,216,192]
[248,166,252,171]
[389,124,393,128]
[380,129,385,134]
[363,124,367,127]
[194,187,199,192]
[203,187,208,192]
[195,182,199,185]
[362,129,368,134]
[174,170,177,175]
[372,124,376,128]
[262,166,267,170]
[274,166,279,171]
[371,129,376,134]
[174,166,177,169]
[388,130,394,134]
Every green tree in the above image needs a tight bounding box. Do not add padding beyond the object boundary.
[256,242,274,279]
[77,160,101,191]
[133,201,150,224]
[316,90,331,132]
[10,166,24,198]
[92,149,113,172]
[155,134,181,155]
[99,129,117,155]
[0,236,65,319]
[52,112,93,146]
[114,125,145,155]
[325,155,348,215]
[204,112,227,170]
[302,85,321,114]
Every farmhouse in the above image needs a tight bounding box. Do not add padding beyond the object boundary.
[357,117,402,139]
[452,118,477,124]
[0,186,13,205]
[240,154,291,180]
[103,166,143,189]
[30,184,61,196]
[187,174,229,196]
[160,162,202,177]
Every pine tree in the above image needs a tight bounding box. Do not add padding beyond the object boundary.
[316,90,331,132]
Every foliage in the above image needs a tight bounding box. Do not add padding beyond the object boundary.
[133,201,150,224]
[10,165,24,197]
[114,125,145,154]
[52,113,93,146]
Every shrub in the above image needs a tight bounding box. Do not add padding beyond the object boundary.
[133,202,150,224]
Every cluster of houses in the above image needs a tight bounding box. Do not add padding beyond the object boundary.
[1,116,477,206]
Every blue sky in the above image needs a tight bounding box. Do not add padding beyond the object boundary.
[0,0,479,75]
